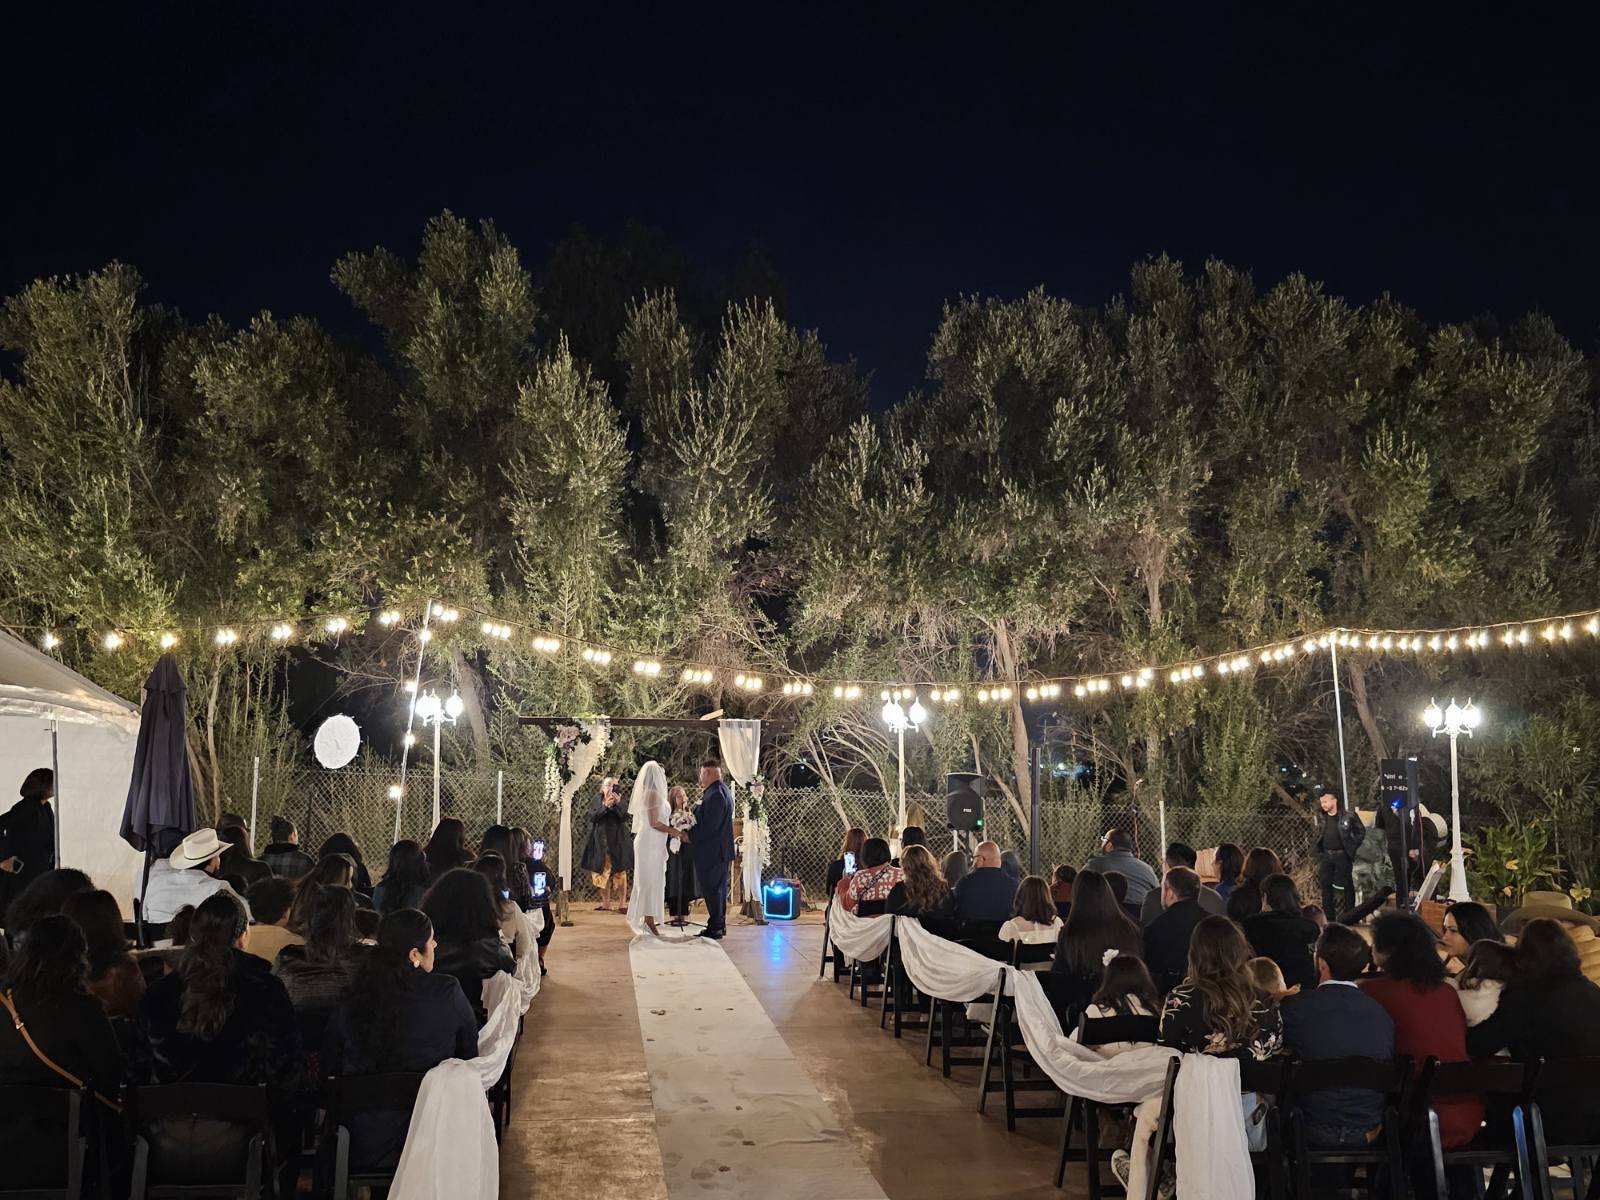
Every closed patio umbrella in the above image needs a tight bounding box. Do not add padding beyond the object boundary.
[119,653,198,942]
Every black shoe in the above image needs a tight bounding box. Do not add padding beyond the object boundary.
[540,963,548,976]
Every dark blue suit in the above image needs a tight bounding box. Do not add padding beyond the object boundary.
[693,779,735,935]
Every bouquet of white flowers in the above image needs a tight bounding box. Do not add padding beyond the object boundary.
[668,806,696,854]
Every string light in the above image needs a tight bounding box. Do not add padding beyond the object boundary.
[40,632,59,651]
[416,628,433,644]
[159,632,179,650]
[531,636,561,653]
[325,616,350,637]
[214,629,238,647]
[581,648,612,666]
[631,659,662,676]
[387,784,403,800]
[377,610,401,627]
[270,623,294,642]
[102,632,124,651]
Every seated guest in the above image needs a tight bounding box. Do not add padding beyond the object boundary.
[1072,954,1159,1058]
[999,875,1063,951]
[1212,842,1244,901]
[1139,843,1224,925]
[480,826,533,912]
[1360,911,1481,1151]
[323,909,478,1171]
[941,850,969,889]
[317,832,374,895]
[1083,828,1160,907]
[261,815,315,880]
[1050,870,1142,1022]
[215,816,271,893]
[423,817,474,878]
[826,828,866,897]
[374,840,431,915]
[951,841,1018,923]
[1451,940,1516,1027]
[2,868,93,943]
[885,845,953,918]
[287,853,360,934]
[421,868,515,1024]
[1282,925,1395,1149]
[1225,846,1280,922]
[473,853,531,961]
[1246,957,1295,1002]
[242,876,302,964]
[136,894,302,1179]
[1143,867,1209,995]
[1503,890,1600,986]
[1302,904,1327,931]
[0,914,123,1190]
[1467,918,1600,1145]
[1440,900,1503,974]
[61,888,144,1019]
[1051,864,1075,917]
[139,829,247,926]
[274,886,365,1047]
[1243,873,1319,992]
[1160,915,1284,1061]
[895,825,928,866]
[999,848,1024,885]
[1105,871,1143,924]
[842,838,902,915]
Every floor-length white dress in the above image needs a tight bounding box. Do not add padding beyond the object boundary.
[626,765,670,934]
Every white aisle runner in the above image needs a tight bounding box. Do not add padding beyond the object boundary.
[629,935,888,1200]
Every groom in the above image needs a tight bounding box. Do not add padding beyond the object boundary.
[692,757,735,939]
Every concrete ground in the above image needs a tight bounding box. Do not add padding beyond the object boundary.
[501,907,1079,1199]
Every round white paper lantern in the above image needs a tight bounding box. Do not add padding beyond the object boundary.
[314,714,362,769]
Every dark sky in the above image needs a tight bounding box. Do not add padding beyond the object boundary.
[5,4,1596,401]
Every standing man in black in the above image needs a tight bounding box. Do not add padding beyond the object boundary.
[691,758,735,940]
[1313,791,1364,918]
[1375,793,1436,899]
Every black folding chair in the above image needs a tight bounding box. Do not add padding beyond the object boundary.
[126,1083,272,1199]
[1053,1012,1161,1197]
[1522,1057,1600,1200]
[977,943,1062,1129]
[1141,1057,1290,1200]
[0,1085,88,1200]
[1282,1056,1410,1199]
[1413,1057,1537,1200]
[322,1073,427,1200]
[878,919,929,1038]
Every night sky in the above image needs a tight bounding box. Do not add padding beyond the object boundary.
[6,5,1596,401]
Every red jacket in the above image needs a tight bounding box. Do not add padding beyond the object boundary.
[1359,976,1483,1148]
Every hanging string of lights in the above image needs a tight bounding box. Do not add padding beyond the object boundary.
[20,601,1600,706]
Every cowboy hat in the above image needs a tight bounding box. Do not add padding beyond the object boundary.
[169,827,232,870]
[1501,890,1600,934]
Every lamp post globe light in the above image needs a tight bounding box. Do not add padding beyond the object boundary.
[880,693,926,834]
[416,688,465,829]
[1423,696,1481,902]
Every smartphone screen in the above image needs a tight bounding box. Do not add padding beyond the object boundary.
[532,875,548,898]
[531,839,546,861]
[843,851,856,873]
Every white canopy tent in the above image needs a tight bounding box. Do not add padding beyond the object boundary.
[0,629,144,913]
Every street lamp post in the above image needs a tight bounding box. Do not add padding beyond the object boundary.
[1423,696,1482,902]
[880,692,928,834]
[414,689,465,830]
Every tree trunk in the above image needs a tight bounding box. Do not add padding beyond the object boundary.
[1346,659,1389,763]
[990,618,1033,834]
[204,662,222,823]
[451,650,494,770]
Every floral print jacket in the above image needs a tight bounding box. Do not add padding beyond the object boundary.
[1158,982,1284,1061]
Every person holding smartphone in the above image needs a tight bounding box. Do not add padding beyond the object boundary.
[826,828,866,901]
[520,830,555,976]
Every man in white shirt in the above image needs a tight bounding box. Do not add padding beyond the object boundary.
[136,827,249,925]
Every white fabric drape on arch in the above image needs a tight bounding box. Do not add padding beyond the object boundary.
[825,899,894,962]
[388,910,542,1200]
[717,719,764,899]
[555,718,609,890]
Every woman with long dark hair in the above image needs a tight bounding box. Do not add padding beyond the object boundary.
[287,853,358,933]
[473,853,531,960]
[423,817,474,878]
[1241,873,1319,991]
[1440,900,1503,973]
[374,840,431,915]
[317,832,373,894]
[0,913,122,1187]
[2,867,92,942]
[62,887,145,1020]
[1000,875,1064,949]
[886,844,953,917]
[826,828,866,897]
[1049,870,1142,1022]
[1212,844,1244,901]
[1360,911,1480,1150]
[480,825,533,911]
[1159,916,1283,1060]
[1225,847,1281,921]
[514,827,555,973]
[421,868,514,1023]
[274,886,365,1046]
[324,909,478,1170]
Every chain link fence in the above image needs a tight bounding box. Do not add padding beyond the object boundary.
[224,763,1320,906]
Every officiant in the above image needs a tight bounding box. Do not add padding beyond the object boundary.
[665,784,698,924]
[581,776,633,911]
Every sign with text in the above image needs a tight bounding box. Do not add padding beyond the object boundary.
[1378,757,1419,813]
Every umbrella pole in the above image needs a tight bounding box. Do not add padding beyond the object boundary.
[136,847,153,949]
[49,717,61,870]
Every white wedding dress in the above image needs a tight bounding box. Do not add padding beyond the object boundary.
[625,762,670,935]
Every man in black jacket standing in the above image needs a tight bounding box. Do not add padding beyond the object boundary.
[1142,867,1207,995]
[691,759,735,939]
[1313,791,1365,917]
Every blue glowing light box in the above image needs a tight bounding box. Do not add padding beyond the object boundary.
[762,877,800,921]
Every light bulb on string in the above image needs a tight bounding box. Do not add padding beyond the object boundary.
[40,632,59,651]
[159,632,179,650]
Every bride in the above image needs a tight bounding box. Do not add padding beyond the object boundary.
[625,761,681,937]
